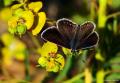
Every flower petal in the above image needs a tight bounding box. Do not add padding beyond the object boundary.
[46,60,59,72]
[32,12,46,35]
[28,1,43,12]
[39,41,58,57]
[55,54,65,70]
[0,7,12,21]
[38,57,48,67]
[11,3,24,10]
[21,10,34,29]
[8,16,18,28]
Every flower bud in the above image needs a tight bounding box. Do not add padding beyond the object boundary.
[17,24,27,36]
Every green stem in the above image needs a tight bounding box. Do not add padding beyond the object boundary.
[96,69,105,83]
[63,73,84,83]
[90,0,96,21]
[28,32,41,48]
[106,12,120,20]
[55,54,72,83]
[113,16,118,34]
[24,50,30,81]
[98,0,107,28]
[85,68,92,83]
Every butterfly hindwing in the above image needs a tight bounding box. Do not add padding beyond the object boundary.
[76,32,99,49]
[41,26,71,49]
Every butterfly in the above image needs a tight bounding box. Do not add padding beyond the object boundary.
[41,18,99,51]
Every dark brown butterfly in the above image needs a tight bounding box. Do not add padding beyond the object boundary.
[41,18,99,51]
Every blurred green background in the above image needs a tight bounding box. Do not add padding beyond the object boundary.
[0,0,120,83]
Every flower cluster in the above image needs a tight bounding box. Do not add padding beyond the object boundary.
[8,0,46,36]
[37,42,65,72]
[1,33,26,66]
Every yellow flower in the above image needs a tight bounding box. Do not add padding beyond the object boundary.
[38,42,65,72]
[9,40,26,60]
[55,54,65,70]
[32,12,46,35]
[11,3,24,10]
[28,1,46,35]
[1,33,26,63]
[8,1,46,36]
[38,57,47,67]
[8,16,19,34]
[2,47,13,66]
[20,10,34,29]
[38,41,58,57]
[8,10,34,35]
[28,1,43,12]
[0,7,12,21]
[38,54,65,72]
[1,33,12,46]
[8,16,18,28]
[46,59,59,72]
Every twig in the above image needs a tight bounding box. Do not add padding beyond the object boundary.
[107,12,120,20]
[28,32,41,48]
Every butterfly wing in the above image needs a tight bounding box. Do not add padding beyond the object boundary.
[41,26,71,49]
[57,18,78,42]
[41,19,98,50]
[75,21,98,49]
[77,32,99,49]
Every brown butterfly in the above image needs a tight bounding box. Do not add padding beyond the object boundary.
[41,18,99,51]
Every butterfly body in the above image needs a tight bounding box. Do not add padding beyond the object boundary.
[41,18,99,51]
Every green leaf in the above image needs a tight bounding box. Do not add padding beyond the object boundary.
[111,65,120,70]
[109,55,120,70]
[73,79,84,83]
[4,0,13,6]
[106,73,120,80]
[109,56,120,63]
[112,0,120,8]
[71,14,90,25]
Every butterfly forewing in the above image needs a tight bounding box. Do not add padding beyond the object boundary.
[77,22,95,41]
[73,22,96,49]
[57,18,78,42]
[41,26,71,49]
